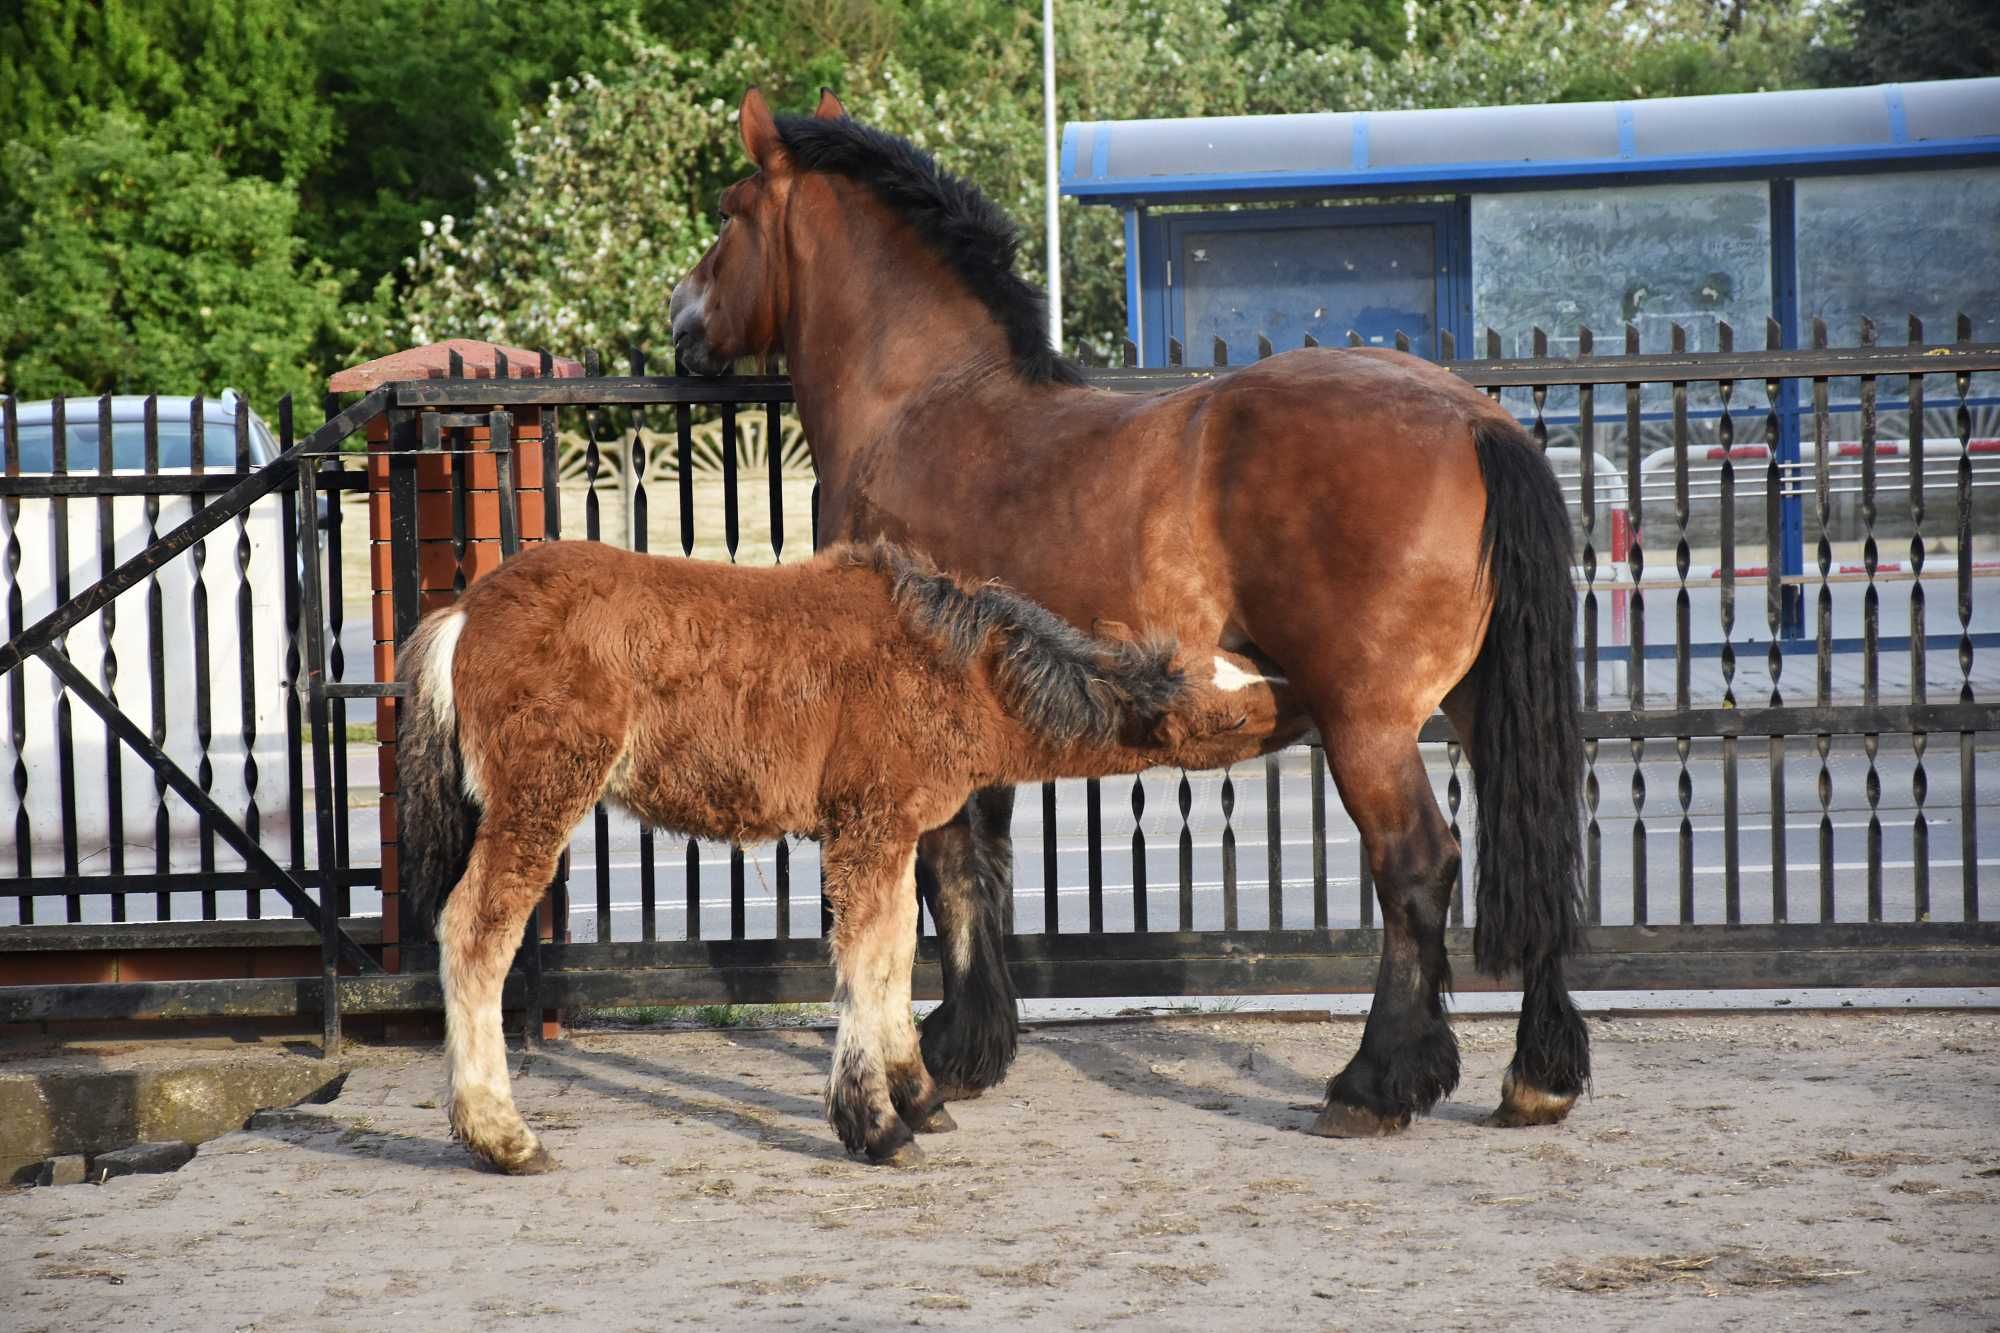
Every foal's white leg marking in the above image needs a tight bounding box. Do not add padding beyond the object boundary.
[829,848,923,1156]
[884,850,926,1073]
[1211,654,1289,692]
[438,859,543,1169]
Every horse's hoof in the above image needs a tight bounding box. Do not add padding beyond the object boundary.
[499,1144,559,1175]
[910,1104,957,1134]
[1485,1075,1577,1128]
[879,1139,926,1168]
[1306,1102,1412,1138]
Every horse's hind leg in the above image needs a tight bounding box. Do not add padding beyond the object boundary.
[916,785,1019,1102]
[438,753,611,1173]
[1310,729,1462,1138]
[825,833,936,1165]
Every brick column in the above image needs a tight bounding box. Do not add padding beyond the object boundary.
[328,341,582,1030]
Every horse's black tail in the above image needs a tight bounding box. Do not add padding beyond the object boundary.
[392,609,482,929]
[1465,416,1585,979]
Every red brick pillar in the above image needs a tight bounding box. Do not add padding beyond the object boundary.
[328,341,582,1031]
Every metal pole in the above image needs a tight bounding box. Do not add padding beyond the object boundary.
[1042,0,1062,349]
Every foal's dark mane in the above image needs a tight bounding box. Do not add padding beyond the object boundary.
[842,542,1181,745]
[775,115,1086,387]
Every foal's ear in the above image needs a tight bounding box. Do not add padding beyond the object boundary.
[739,87,781,166]
[815,87,848,120]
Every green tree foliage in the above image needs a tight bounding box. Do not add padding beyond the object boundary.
[0,116,347,406]
[0,0,331,184]
[302,0,646,302]
[1810,0,2000,85]
[0,0,1855,401]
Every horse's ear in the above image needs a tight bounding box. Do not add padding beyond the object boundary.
[815,87,848,120]
[739,87,781,166]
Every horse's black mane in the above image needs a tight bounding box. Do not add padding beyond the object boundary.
[775,115,1086,387]
[842,542,1182,746]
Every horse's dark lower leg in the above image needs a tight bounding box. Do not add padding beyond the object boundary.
[1488,956,1590,1126]
[1439,682,1592,1127]
[916,786,1020,1100]
[1312,744,1462,1138]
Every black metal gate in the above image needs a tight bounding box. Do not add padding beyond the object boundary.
[5,329,1999,1046]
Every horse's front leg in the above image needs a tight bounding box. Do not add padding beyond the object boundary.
[825,835,935,1165]
[916,785,1020,1101]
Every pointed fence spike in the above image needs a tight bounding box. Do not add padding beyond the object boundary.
[1212,336,1228,366]
[1812,316,1828,348]
[1347,330,1363,348]
[1767,316,1783,351]
[1625,323,1640,355]
[1120,337,1138,367]
[1578,325,1594,356]
[1908,313,1923,346]
[1394,329,1411,353]
[1957,312,1971,342]
[1485,327,1502,359]
[1168,337,1183,367]
[1440,328,1456,360]
[447,348,464,378]
[1256,333,1274,360]
[494,348,510,380]
[1302,332,1318,348]
[1671,322,1686,353]
[1531,327,1547,357]
[584,348,601,377]
[1860,315,1876,346]
[1718,320,1733,353]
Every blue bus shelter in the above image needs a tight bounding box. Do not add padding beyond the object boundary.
[1061,79,2000,631]
[1061,78,1999,368]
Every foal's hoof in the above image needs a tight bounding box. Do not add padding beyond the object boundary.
[868,1138,927,1169]
[1485,1074,1578,1128]
[1306,1102,1412,1139]
[498,1143,560,1175]
[909,1104,958,1134]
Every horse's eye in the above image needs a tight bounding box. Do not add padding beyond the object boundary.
[718,208,731,227]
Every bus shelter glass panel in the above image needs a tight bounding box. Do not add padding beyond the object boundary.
[1471,181,1774,462]
[1179,221,1438,365]
[1795,164,2000,431]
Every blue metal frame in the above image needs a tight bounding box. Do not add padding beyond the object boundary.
[1770,178,1806,636]
[1062,138,2000,205]
[1140,203,1472,363]
[1123,207,1144,361]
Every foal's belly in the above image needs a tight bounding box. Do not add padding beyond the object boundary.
[602,741,815,848]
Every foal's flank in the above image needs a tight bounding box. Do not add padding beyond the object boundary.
[394,538,1287,1172]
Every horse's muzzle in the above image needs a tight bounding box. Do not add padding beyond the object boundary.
[672,329,729,379]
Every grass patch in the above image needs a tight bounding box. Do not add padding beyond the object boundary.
[568,1002,833,1030]
[1544,1249,1863,1294]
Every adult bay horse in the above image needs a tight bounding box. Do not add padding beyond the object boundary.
[669,89,1590,1137]
[396,538,1287,1171]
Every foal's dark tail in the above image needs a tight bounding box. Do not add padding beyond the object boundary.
[1465,416,1585,981]
[392,609,482,929]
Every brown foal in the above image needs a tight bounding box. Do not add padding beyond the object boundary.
[394,538,1288,1171]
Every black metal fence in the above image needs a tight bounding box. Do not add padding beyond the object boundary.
[3,328,1998,1041]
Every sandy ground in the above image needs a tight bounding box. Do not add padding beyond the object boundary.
[4,1012,1999,1332]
